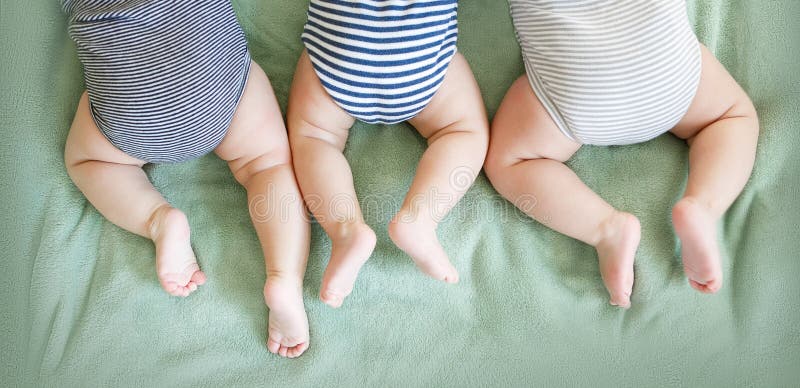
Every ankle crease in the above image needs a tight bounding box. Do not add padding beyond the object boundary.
[592,211,621,247]
[147,204,172,240]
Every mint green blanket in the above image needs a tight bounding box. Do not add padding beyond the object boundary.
[2,1,799,386]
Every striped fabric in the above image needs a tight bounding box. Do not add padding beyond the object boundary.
[63,0,251,163]
[301,0,459,124]
[509,0,702,145]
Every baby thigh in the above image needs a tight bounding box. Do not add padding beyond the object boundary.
[285,50,363,232]
[286,50,375,306]
[384,52,489,283]
[403,52,490,222]
[486,76,641,306]
[64,92,168,237]
[666,45,759,293]
[214,61,310,280]
[670,44,759,214]
[484,75,616,245]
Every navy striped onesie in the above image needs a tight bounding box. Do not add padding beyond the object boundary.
[302,0,459,124]
[63,0,251,163]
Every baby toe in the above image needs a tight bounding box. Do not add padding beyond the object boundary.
[267,338,281,354]
[320,290,345,308]
[191,271,207,285]
[288,344,308,358]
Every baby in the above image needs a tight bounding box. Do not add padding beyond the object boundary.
[289,0,489,307]
[62,1,311,357]
[485,1,759,307]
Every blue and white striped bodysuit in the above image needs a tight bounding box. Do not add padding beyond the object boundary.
[64,0,251,163]
[509,0,702,145]
[301,0,459,124]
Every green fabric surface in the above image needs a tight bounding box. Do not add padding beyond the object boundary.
[2,0,799,386]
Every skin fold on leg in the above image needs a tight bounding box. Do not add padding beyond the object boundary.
[669,45,759,294]
[215,61,312,358]
[486,44,759,301]
[389,52,490,284]
[485,76,640,308]
[288,50,376,309]
[64,92,206,298]
[287,50,489,305]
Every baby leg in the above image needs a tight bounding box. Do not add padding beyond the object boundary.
[485,77,640,308]
[215,62,311,358]
[64,93,206,297]
[288,50,376,308]
[669,45,759,294]
[389,53,489,283]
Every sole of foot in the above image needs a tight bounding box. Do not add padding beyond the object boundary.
[151,206,206,297]
[264,280,310,358]
[672,197,723,294]
[319,222,377,308]
[388,211,459,284]
[595,211,641,309]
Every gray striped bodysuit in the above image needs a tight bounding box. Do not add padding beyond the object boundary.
[509,0,702,145]
[63,0,251,163]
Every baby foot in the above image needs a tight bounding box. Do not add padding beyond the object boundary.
[149,206,206,297]
[594,211,640,308]
[672,197,723,293]
[264,279,310,358]
[389,211,459,284]
[319,222,376,308]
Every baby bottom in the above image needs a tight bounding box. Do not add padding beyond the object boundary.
[485,45,759,307]
[64,61,312,358]
[287,50,489,308]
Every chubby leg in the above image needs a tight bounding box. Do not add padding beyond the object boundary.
[215,62,311,358]
[64,93,206,297]
[389,53,489,283]
[670,45,759,294]
[485,77,640,308]
[287,50,375,308]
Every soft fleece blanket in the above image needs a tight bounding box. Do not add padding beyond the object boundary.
[1,0,799,386]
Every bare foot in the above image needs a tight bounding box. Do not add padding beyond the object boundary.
[264,279,310,358]
[148,206,206,297]
[388,211,459,284]
[672,197,723,293]
[319,222,376,308]
[594,211,641,308]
